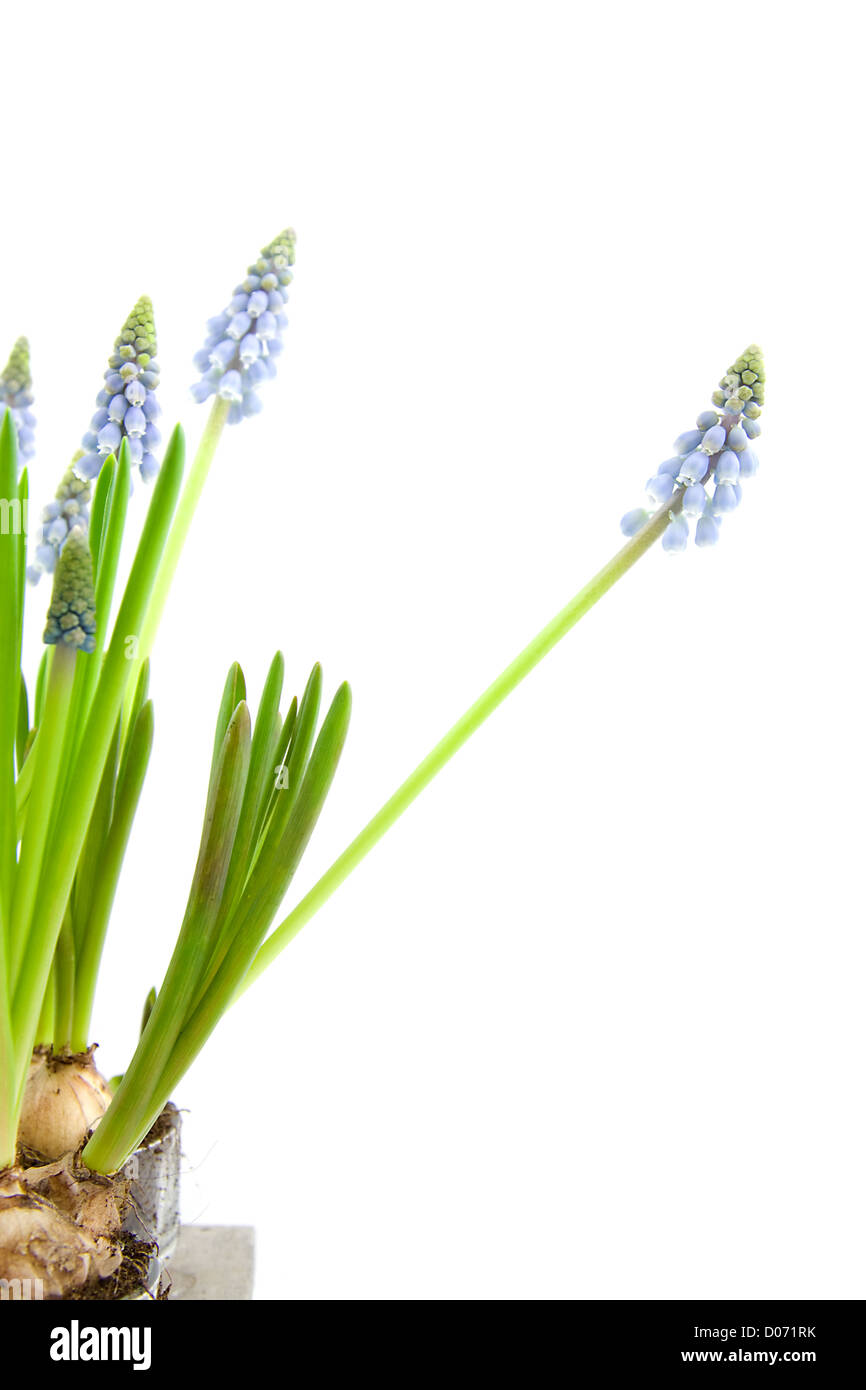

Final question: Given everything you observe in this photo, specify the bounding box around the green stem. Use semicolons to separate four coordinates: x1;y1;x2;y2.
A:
52;911;76;1053
36;968;54;1048
131;397;229;692
70;703;153;1052
14;732;36;839
0;911;15;1168
244;494;681;990
9;645;76;988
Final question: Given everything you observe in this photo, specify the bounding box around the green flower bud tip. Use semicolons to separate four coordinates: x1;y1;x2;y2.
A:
1;336;31;396
719;344;765;414
43;529;97;653
1;335;36;463
258;228;296;271
118;295;157;360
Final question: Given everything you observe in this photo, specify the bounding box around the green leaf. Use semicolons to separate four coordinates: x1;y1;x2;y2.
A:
70;699;155;1050
33;649;48;726
217;652;284;925
15;674;29;776
71;720;120;953
118;658;150;789
140;986;156;1037
0;411;20;930
210;662;246;787
88;454;116;579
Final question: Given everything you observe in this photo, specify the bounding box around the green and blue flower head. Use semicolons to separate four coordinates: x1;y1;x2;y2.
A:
620;345;764;551
191;229;295;421
78;295;161;484
0;336;35;463
28;465;92;582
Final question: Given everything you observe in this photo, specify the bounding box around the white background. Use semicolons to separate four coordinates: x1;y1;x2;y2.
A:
3;0;863;1299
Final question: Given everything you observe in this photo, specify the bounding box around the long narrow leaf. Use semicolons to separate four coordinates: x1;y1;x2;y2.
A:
70;700;155;1050
209;662;246;786
0;412;20;932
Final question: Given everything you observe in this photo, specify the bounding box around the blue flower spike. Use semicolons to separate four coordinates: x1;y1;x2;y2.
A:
42;528;97;653
620;345;764;552
0;336;36;464
191;228;296;422
27;464;92;585
77;296;161;485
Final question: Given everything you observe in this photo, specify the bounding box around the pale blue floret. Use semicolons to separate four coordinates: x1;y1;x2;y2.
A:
674;429;703;455
699;423;726;454
715;450;740;484
191;228;296;423
658;457;682;478
695;514;721;547
683;484;707;516
218;370;244;402
737;449;759;479
726;426;748;451
646;473;675;505
620;507;649;537
712;482;740;514
662;516;689;553
680;450;709;484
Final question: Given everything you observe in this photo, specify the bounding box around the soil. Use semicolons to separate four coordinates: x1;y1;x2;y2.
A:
68;1232;168;1301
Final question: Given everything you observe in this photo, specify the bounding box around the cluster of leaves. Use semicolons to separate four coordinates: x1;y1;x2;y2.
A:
84;658;350;1172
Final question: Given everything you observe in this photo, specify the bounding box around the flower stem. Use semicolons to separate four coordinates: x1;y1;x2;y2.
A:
133;397;230;681
244;491;683;990
9;644;76;988
0;931;15;1168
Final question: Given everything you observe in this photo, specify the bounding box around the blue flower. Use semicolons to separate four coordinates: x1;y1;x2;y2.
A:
191;228;296;423
620;346;764;551
76;296;161;486
42;528;97;653
0;337;36;464
27;464;92;584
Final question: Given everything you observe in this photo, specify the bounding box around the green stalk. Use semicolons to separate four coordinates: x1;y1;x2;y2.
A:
0;903;14;1167
36;969;54;1050
70;702;154;1051
245;494;681;989
0;412;20;940
9;644;77;986
14;743;36;841
52;911;76;1053
130;397;230;697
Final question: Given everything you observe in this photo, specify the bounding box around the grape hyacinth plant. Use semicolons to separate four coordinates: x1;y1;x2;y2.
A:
0;220;765;1297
